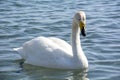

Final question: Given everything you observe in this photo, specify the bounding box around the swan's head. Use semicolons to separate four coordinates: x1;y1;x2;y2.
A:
74;11;86;36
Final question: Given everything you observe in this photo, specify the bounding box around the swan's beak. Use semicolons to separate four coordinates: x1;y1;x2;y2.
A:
79;21;86;36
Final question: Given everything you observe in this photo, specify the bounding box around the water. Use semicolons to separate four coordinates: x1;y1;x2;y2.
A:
0;0;120;80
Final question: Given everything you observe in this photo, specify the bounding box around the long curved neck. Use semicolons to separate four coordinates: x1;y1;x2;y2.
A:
71;20;83;58
71;15;88;68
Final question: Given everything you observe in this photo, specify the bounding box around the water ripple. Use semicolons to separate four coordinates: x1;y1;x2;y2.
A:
0;0;120;80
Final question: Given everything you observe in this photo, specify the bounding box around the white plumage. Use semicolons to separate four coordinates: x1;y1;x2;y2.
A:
14;11;88;69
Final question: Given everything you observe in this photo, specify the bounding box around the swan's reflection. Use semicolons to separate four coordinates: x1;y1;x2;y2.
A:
22;64;89;80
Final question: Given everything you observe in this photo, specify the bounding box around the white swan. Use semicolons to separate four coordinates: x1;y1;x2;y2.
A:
14;11;88;69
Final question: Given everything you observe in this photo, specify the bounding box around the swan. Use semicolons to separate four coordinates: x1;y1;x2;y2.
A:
14;11;88;69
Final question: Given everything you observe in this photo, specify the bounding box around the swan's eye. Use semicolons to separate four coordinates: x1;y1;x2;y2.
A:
78;18;81;21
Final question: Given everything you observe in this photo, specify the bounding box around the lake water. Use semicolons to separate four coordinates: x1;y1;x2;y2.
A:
0;0;120;80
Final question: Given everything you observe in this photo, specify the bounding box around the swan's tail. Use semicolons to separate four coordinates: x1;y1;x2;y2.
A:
13;47;26;59
13;47;20;51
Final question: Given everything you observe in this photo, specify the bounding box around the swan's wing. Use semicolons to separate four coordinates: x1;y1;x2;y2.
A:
48;37;72;54
15;36;73;68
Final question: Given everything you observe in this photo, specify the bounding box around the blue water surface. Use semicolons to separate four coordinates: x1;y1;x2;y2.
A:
0;0;120;80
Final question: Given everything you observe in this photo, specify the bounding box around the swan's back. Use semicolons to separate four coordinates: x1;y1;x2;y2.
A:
48;37;72;54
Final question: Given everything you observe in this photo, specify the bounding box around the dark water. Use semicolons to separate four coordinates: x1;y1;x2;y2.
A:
0;0;120;80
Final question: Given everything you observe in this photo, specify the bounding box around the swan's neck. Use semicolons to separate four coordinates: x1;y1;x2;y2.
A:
72;21;81;56
71;20;85;60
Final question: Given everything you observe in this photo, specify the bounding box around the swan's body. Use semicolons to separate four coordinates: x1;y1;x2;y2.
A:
14;11;88;69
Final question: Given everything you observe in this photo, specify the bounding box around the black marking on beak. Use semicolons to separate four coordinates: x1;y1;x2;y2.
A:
81;27;86;37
